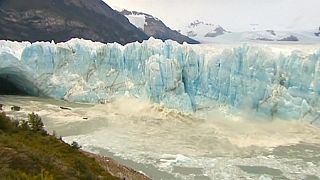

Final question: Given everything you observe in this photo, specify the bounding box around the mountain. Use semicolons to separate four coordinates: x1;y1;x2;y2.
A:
315;26;320;37
208;30;320;43
246;30;299;41
179;20;320;43
0;0;148;45
119;9;199;44
180;20;230;42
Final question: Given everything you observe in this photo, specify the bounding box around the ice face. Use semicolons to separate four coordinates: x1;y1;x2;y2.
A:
0;38;320;121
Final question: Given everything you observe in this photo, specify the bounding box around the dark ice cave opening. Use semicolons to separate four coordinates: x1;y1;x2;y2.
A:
0;74;39;96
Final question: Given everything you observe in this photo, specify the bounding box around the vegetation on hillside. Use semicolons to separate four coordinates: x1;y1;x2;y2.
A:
0;112;119;180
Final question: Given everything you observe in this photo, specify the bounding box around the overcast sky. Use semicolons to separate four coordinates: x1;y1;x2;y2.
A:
104;0;320;32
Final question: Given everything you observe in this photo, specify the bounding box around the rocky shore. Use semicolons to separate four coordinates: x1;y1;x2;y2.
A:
83;151;150;180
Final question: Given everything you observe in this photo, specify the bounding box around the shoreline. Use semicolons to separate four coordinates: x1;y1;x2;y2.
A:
82;150;151;180
0;103;151;180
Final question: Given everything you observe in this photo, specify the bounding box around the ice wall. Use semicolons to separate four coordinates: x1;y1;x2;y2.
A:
0;38;320;121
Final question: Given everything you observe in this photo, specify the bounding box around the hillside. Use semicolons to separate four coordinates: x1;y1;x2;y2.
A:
0;111;149;180
0;0;148;45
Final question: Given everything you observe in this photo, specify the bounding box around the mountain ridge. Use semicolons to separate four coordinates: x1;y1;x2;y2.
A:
180;20;230;41
0;0;148;45
120;9;199;44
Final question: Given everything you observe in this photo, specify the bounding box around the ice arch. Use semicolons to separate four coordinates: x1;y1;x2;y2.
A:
0;53;40;96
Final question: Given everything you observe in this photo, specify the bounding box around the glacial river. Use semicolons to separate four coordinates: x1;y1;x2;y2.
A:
1;95;320;180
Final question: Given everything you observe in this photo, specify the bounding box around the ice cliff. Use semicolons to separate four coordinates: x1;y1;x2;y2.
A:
0;38;320;121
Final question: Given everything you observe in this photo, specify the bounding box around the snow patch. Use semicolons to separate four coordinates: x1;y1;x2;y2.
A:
125;14;147;30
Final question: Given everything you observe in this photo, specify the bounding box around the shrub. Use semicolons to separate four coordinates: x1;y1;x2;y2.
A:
0;112;18;132
20;120;30;131
28;112;45;133
74;158;96;180
0;112;10;130
0;169;54;180
39;169;54;180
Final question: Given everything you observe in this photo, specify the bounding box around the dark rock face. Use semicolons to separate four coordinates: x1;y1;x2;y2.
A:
255;35;299;42
185;20;230;39
60;106;72;111
0;0;148;45
266;30;276;36
205;27;228;38
120;10;199;44
255;38;274;41
315;27;320;37
278;35;299;42
11;106;21;111
186;31;197;37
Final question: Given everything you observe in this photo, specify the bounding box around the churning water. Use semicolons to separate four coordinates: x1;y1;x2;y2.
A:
1;95;320;180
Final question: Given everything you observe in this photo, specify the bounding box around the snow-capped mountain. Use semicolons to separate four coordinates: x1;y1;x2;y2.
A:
179;20;320;43
245;30;299;41
209;30;320;43
180;20;230;42
119;9;199;44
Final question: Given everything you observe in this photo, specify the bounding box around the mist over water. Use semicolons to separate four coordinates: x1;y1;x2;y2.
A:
1;95;320;179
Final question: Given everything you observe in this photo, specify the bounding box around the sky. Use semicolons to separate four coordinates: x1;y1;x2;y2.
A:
104;0;320;32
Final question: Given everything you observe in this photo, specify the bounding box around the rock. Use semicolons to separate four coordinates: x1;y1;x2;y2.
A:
266;30;276;36
187;31;197;37
183;20;230;40
11;106;21;111
83;117;88;120
315;26;320;36
278;35;299;41
205;27;229;38
256;37;274;41
60;106;72;111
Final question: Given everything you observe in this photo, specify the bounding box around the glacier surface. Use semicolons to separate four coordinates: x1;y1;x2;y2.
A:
0;38;320;121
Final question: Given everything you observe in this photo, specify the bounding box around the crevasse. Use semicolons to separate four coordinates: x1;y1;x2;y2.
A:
0;38;320;121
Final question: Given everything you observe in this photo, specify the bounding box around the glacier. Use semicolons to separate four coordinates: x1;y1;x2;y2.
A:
0;38;320;121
